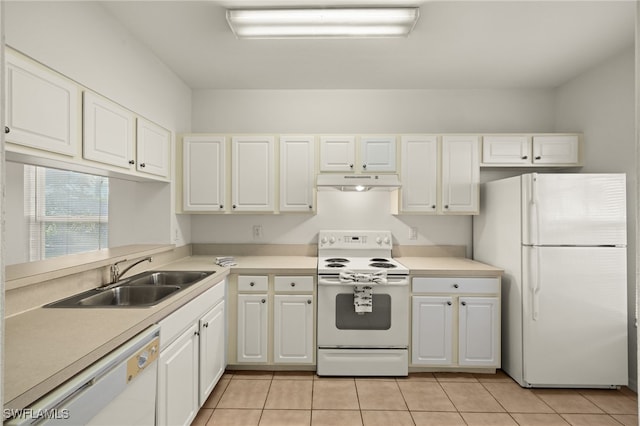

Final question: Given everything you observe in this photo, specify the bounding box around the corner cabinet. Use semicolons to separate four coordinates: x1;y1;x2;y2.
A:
5;49;80;156
231;136;275;212
157;280;226;426
183;136;226;212
411;276;500;369
280;135;315;212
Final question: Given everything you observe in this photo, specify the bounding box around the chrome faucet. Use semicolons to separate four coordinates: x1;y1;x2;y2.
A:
110;256;153;283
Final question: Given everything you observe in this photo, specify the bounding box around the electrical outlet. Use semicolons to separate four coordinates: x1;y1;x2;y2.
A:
253;225;263;240
410;227;418;240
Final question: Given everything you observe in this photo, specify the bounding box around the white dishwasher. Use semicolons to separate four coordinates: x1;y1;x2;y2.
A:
6;325;160;426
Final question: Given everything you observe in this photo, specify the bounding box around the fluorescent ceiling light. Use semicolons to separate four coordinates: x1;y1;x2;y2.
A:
226;8;420;39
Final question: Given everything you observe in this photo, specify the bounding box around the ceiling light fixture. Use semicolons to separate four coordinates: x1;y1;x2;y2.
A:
226;7;420;39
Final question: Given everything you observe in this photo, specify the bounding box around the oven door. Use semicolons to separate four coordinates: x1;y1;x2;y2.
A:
317;275;409;348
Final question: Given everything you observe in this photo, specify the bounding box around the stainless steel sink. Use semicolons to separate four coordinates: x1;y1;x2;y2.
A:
77;285;181;307
45;270;215;308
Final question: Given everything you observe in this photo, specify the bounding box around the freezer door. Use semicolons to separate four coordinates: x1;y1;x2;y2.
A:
522;173;627;246
522;246;628;387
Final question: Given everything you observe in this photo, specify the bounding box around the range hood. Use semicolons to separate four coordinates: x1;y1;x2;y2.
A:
316;174;401;191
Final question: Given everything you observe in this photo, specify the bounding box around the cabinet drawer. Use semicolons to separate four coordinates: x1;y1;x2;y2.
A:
238;275;268;292
275;276;314;293
413;277;499;294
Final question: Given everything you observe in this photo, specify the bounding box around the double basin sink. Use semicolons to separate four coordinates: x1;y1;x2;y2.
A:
45;270;214;308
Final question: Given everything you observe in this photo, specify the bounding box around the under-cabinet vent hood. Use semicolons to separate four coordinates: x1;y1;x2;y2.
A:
316;174;401;191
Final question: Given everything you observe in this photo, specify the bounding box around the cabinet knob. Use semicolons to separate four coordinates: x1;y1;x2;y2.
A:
307;299;312;304
362;163;367;169
261;299;266;303
290;282;296;287
220;204;224;209
232;205;237;209
349;164;354;169
203;323;209;328
140;163;146;168
194;330;200;336
4;126;9;134
447;301;452;306
535;156;541;160
453;283;459;288
444;205;449;209
309;205;313;209
431;205;436;209
522;155;528;160
128;160;135;165
461;301;467;306
250;282;255;286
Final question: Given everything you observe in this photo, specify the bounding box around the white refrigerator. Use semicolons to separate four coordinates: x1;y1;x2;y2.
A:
473;173;628;388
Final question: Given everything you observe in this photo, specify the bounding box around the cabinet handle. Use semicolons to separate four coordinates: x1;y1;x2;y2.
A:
128;160;135;165
261;299;266;303
535;156;541;160
362;163;367;169
307;299;312;304
4;126;9;134
522;155;528;160
453;283;459;288
461;301;467;306
140;163;146;168
250;282;255;286
290;282;296;287
447;301;452;306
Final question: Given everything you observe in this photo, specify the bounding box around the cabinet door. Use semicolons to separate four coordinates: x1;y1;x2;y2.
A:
280;135;315;212
274;295;314;364
482;135;531;165
199;300;226;405
400;135;438;213
441;135;479;214
319;136;355;172
157;323;199;426
360;136;396;172
458;297;500;367
136;117;170;178
237;294;268;363
532;135;580;165
183;136;226;212
5;50;79;156
411;296;453;365
83;91;135;169
232;136;275;212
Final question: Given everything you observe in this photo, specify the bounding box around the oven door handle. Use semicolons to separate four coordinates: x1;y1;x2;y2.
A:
318;276;408;286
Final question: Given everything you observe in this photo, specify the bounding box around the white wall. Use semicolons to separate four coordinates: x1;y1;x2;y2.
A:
554;46;637;390
190;88;556;252
4;1;192;247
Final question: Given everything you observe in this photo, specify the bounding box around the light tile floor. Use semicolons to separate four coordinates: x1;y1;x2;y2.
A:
191;370;638;426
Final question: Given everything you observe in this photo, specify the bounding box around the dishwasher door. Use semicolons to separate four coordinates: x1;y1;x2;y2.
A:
6;325;160;426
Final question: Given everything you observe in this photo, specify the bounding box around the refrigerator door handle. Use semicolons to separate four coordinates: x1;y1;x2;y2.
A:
531;246;541;321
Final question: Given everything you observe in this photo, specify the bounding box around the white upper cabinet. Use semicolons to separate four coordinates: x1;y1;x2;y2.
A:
319;136;356;172
532;135;580;165
231;136;275;212
481;134;581;167
360;136;397;172
5;50;79;156
441;135;480;214
83;91;135;169
136;117;171;178
400;135;438;213
280;135;315;212
183;136;226;212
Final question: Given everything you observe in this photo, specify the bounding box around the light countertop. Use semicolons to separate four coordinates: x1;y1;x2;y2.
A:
5;254;499;411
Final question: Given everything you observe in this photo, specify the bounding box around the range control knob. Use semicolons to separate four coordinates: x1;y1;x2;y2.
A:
383;237;390;245
329;236;336;244
376;237;383;245
321;237;328;244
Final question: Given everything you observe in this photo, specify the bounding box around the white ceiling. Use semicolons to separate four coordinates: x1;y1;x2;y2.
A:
100;1;635;90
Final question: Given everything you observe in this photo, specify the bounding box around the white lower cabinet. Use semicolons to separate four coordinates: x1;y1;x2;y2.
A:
157;281;226;426
234;275;315;365
411;277;500;369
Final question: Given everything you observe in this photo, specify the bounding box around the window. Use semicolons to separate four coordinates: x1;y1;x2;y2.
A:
24;166;109;261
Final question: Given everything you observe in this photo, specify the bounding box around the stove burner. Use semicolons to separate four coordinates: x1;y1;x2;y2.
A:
370;258;390;262
326;263;347;268
369;262;397;268
325;258;349;263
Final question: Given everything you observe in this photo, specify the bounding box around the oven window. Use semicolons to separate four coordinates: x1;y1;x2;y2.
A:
335;294;391;330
